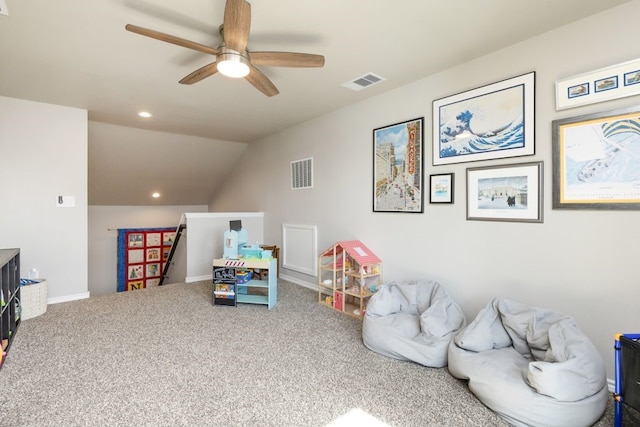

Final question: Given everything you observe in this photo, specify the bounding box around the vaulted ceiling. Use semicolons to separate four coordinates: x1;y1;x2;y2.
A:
0;0;630;205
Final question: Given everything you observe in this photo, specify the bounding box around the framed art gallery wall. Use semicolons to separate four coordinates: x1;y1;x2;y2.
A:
203;0;640;381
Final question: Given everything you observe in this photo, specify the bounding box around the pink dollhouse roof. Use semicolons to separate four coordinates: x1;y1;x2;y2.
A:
336;240;381;265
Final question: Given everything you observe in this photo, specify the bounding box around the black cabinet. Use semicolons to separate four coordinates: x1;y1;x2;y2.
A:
1;248;21;368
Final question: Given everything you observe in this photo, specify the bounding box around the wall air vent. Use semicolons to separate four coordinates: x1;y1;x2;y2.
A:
291;157;313;190
342;72;386;91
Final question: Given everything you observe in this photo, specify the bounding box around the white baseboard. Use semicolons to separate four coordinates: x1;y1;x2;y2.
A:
48;292;90;304
279;273;316;291
186;275;212;283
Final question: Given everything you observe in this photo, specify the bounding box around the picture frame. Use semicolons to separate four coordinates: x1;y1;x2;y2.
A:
432;72;535;166
555;58;640;110
551;105;640;210
429;173;454;204
373;117;424;213
466;161;543;223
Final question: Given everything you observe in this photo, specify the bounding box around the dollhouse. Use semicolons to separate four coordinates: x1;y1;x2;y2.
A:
317;240;382;319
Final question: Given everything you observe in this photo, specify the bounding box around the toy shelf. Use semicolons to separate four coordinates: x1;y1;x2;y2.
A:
318;241;382;320
213;258;277;309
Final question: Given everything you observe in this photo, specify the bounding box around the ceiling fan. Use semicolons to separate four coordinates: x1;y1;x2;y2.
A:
125;0;325;97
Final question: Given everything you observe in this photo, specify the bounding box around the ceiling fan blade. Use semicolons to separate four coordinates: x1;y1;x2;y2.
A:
249;51;325;68
245;65;279;97
223;0;251;53
126;24;219;56
179;62;219;85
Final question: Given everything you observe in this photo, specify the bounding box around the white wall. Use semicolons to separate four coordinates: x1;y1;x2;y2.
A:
88;205;208;295
183;212;264;282
210;1;640;379
0;96;88;302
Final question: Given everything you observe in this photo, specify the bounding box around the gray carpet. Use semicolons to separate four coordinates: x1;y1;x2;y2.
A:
0;280;616;426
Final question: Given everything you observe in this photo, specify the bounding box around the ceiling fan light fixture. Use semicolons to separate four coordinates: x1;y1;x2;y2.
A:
217;48;250;78
126;0;324;96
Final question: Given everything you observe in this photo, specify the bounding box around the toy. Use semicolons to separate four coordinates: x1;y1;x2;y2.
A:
223;220;248;259
236;270;252;284
317;240;382;320
240;242;262;258
334;291;344;311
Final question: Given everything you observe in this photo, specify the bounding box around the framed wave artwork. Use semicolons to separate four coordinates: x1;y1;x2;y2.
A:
432;72;535;166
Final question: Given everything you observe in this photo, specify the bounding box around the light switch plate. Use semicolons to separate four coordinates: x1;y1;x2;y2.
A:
0;1;8;16
56;195;75;208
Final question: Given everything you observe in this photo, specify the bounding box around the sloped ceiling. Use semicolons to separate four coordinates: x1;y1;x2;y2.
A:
0;0;630;205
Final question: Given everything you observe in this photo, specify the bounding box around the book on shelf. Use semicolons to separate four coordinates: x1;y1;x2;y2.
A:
214;283;236;299
213;280;237;307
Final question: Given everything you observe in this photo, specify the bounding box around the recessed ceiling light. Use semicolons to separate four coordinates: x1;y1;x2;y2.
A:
152;192;161;198
138;111;152;118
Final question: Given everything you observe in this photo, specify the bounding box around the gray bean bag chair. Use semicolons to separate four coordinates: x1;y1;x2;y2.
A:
362;279;466;368
448;298;608;427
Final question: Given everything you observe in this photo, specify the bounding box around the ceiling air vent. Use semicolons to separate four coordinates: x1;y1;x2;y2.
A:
291;157;313;190
342;72;386;91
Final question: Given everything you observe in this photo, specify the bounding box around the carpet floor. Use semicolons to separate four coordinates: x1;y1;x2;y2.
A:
0;280;616;426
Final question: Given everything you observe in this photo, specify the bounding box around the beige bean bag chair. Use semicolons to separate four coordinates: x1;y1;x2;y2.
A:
448;298;608;427
362;280;465;368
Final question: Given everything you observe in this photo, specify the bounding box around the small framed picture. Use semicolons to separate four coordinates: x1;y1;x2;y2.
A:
466;161;543;223
429;173;454;204
594;75;618;93
567;83;589;99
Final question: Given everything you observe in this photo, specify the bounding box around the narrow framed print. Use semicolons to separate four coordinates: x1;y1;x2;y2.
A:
433;72;535;165
552;105;640;209
430;173;454;204
466;161;543;223
373;117;424;213
556;58;640;110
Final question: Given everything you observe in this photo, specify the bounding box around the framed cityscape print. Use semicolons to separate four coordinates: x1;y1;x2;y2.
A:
373;117;424;213
466;161;543;223
433;72;535;165
552;105;640;210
